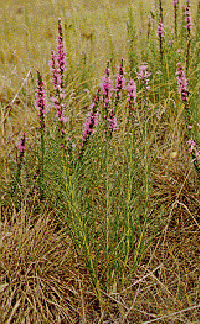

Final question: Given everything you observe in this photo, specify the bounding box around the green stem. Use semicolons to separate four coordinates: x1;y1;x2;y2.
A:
106;139;110;294
134;87;149;267
128;1;136;78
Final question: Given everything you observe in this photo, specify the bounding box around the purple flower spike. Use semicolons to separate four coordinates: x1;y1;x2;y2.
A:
100;60;121;138
138;64;151;104
176;63;188;102
108;110;118;135
82;92;100;142
185;3;192;31
111;58;126;133
50;18;67;94
57;18;67;76
187;139;200;161
187;139;196;154
79;89;100;157
127;78;136;117
50;50;57;89
99;60;114;140
115;58;126;93
18;133;26;156
127;79;136;104
50;18;67;143
148;9;155;38
158;20;165;37
138;64;148;79
100;62;113;99
138;64;151;91
36;70;46;133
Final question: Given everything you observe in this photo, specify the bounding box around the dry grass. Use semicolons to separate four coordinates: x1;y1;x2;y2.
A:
0;204;101;323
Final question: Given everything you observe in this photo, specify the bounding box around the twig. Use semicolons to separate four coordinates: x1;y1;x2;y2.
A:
121;263;163;294
142;304;200;323
176;201;200;229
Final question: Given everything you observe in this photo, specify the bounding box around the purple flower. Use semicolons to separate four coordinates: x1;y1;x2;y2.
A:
36;70;46;133
49;18;67;142
185;4;192;31
127;79;136;104
49;50;57;88
82;103;99;142
108;112;118;133
127;78;136;117
18;133;26;154
176;63;188;102
57;18;67;75
187;139;196;153
111;59;126;130
177;49;183;56
80;89;100;156
100;61;113;99
138;64;148;79
138;64;151;103
100;60;113;124
186;139;200;160
101;75;113;97
158;20;164;37
49;18;67;94
138;64;151;91
148;10;155;30
115;59;126;93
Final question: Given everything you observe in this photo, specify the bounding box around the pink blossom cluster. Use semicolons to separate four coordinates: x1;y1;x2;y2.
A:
176;63;188;102
158;20;164;38
187;139;200;160
127;79;136;116
172;0;178;5
36;70;46;133
185;3;192;31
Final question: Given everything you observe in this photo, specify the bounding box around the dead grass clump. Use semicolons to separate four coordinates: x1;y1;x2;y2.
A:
0;209;82;323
